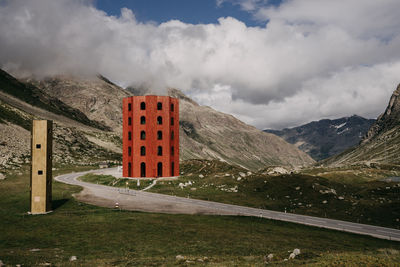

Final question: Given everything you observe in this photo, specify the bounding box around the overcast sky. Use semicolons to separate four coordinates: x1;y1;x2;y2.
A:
0;0;399;129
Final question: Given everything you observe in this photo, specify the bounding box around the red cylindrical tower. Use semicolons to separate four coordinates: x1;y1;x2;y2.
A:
123;95;179;178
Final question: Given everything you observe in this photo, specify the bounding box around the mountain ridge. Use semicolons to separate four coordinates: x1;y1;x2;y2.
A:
264;115;375;161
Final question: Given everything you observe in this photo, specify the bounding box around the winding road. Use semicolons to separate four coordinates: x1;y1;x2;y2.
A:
55;168;400;242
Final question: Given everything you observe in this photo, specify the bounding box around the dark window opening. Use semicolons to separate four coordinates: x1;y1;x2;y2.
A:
128;117;132;125
140;131;146;140
157;146;163;156
38;170;43;175
36;144;41;149
128;131;132;140
140;102;146;110
157;102;162;110
171;117;174;125
171;146;174;156
128;146;132;156
157;131;162;140
141;162;146;177
171;162;175;176
171;103;174;111
128;163;132;177
140;116;146;125
128;103;132;111
157;162;162;177
140;146;146;156
171;131;174;140
157;116;163;125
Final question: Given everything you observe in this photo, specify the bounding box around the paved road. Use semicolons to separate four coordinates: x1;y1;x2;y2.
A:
55;168;400;242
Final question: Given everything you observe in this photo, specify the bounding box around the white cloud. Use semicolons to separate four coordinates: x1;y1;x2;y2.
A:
0;0;399;130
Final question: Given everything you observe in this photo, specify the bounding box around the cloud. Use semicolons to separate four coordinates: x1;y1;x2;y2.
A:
0;0;399;129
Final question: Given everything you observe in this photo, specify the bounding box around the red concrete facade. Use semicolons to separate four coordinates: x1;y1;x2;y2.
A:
122;96;179;178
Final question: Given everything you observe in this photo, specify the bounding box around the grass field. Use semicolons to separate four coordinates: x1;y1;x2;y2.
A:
1;164;400;266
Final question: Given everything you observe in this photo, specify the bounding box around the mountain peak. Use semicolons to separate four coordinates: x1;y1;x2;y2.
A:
362;83;400;143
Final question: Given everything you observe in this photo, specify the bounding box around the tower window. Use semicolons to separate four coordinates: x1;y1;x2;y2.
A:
140;146;146;156
157;162;162;177
128;103;132;111
140;102;146;110
157;131;162;140
157;116;163;125
157;102;162;110
171;146;174;156
140;131;146;140
128;131;132;140
38;170;43;175
128;146;132;156
128;117;132;125
171;117;174;125
157;146;163;156
141;162;146;177
140;116;146;125
171;131;174;140
171;103;174;111
36;144;41;149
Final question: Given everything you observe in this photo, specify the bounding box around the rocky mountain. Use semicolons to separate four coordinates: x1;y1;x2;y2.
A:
1;69;314;172
264;116;375;161
0;71;123;170
25;75;130;133
169;89;314;170
324;84;400;166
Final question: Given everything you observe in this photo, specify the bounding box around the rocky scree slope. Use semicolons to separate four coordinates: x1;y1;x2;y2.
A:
25;75;131;133
265;116;374;161
169;89;314;170
324;84;400;166
0;70;122;171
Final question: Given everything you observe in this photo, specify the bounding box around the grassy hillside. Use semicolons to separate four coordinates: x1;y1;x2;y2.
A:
0;166;399;266
0;100;31;130
80;160;400;229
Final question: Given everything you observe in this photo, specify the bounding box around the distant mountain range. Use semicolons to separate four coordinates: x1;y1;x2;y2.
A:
325;83;400;166
0;69;314;171
264;116;375;161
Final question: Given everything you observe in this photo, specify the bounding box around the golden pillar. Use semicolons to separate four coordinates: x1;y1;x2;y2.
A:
30;120;53;214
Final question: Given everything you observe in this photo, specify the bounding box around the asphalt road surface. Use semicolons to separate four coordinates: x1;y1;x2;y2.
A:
55;168;400;242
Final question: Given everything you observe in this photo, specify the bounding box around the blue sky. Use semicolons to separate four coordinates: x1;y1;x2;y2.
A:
95;0;277;27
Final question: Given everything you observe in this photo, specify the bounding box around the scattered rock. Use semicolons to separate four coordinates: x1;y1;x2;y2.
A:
338;196;345;200
0;173;5;180
247;171;252;175
237;177;242;181
30;248;41;252
283;259;288;261
197;258;204;262
267;253;273;260
319;188;337;195
267;166;289;175
199;174;204;178
289;253;296;259
322;200;328;204
295;186;301;190
176;255;185;261
293;248;301;255
190;188;197;191
69;256;77;261
185;260;195;264
225;173;230;176
239;172;246;177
